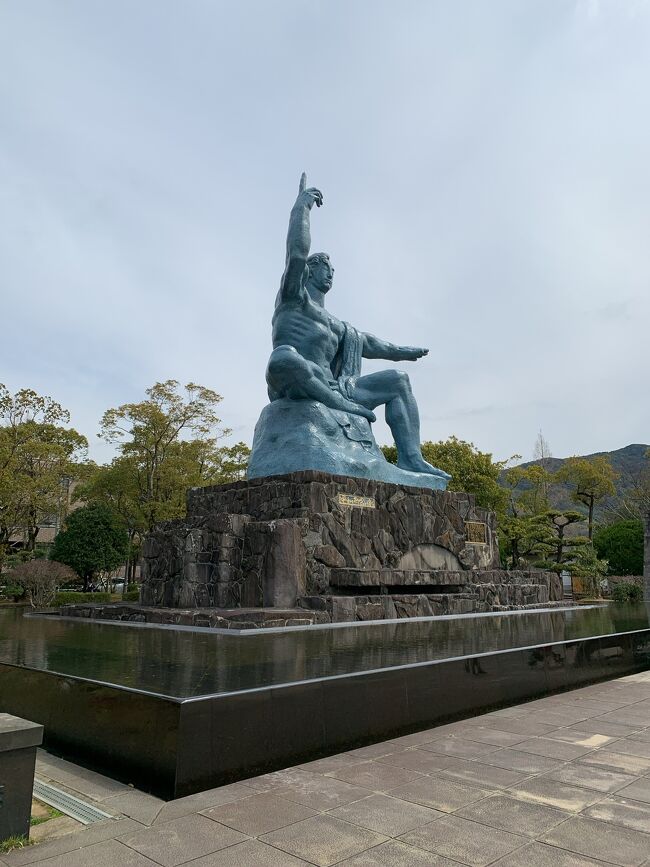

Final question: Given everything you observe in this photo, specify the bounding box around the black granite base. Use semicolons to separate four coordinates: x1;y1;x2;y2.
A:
1;624;648;799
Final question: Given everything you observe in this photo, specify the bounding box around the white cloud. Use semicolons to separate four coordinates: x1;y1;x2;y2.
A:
1;0;648;464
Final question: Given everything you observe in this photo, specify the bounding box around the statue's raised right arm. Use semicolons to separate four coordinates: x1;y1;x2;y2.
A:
278;173;323;306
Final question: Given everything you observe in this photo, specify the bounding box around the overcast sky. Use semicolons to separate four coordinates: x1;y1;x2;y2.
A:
1;0;648;465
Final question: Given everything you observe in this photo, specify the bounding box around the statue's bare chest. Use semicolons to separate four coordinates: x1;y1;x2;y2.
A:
274;296;344;343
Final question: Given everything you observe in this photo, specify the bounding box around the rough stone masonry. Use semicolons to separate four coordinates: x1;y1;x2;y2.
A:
136;471;562;625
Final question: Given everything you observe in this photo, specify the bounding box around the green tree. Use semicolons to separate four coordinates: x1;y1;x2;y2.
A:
566;544;609;598
556;455;618;540
534;510;589;568
51;504;129;591
503;463;553;517
0;385;87;561
97;380;238;531
78;382;249;585
498;513;550;569
593;520;644;576
381;436;511;511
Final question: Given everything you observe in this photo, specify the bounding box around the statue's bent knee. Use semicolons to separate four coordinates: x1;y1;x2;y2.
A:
391;369;411;392
266;345;308;398
267;345;300;377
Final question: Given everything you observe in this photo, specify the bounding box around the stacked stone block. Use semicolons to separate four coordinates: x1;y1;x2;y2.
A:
137;471;562;624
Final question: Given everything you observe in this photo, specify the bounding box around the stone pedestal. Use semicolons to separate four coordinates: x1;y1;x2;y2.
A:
0;714;43;841
140;472;561;620
643;512;650;602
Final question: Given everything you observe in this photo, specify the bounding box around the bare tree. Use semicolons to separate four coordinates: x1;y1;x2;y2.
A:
8;560;76;608
533;429;553;502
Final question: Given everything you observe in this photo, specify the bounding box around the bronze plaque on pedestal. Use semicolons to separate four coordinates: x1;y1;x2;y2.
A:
465;521;487;544
337;493;376;509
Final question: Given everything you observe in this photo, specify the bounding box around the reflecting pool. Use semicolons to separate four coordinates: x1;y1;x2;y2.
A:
1;603;649;699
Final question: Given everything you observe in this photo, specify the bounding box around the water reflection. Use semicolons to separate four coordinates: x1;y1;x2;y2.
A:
1;604;649;699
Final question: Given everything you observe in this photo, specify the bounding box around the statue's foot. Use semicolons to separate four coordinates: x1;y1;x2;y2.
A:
398;456;451;480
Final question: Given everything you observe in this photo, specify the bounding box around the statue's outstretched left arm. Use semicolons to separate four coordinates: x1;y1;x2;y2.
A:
362;332;429;361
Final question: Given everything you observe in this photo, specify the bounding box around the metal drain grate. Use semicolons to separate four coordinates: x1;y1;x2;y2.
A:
33;778;115;825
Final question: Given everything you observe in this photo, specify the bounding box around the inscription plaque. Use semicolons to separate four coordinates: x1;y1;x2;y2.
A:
465;521;487;544
337;493;376;509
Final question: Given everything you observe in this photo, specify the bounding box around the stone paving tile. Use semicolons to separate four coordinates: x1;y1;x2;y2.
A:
260;814;388;867
375;749;455;775
544;763;637;793
11;840;159;867
245;767;324;792
385;731;443;749
449;726;529;748
275;775;371;811
542;730;616;749
328;793;443;836
336;839;460;865
472;748;564;775
506;777;604;812
327;761;423;791
566;698;634;713
490;840;611;866
513;737;596;761
540;815;650;866
387;775;492;812
101;789;164;824
577;749;650;775
398;813;526;866
462;717;559;737
345;743;404;760
456;793;571;838
436;757;531;790
202;792;316;836
1;818;145;866
118;813;248;866
528;710;594;727
595;711;650;727
419;737;501;759
615;778;650;805
152;782;255;824
567;721;644;738
471;707;529;721
297;754;354;774
604;739;650;760
418;722;484;740
186;838;312;865
626;731;650;744
29;815;82;843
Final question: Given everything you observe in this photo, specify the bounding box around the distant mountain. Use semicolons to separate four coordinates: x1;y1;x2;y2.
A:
507;443;649;521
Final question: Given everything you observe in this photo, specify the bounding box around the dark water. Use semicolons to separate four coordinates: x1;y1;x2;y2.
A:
1;604;648;700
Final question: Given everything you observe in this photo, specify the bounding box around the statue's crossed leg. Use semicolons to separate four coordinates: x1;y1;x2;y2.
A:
267;345;448;479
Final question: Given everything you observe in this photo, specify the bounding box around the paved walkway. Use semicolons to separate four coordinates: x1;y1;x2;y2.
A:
3;672;650;867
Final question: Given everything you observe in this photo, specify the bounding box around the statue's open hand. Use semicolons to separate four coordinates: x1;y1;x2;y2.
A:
297;172;323;209
399;346;429;361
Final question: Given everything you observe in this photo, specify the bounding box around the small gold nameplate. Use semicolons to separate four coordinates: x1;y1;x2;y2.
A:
465;521;487;544
337;493;376;509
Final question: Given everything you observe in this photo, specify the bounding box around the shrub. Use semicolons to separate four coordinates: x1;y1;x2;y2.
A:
593;520;644;576
7;560;77;608
611;582;643;604
122;589;140;601
1;584;25;602
52;591;111;607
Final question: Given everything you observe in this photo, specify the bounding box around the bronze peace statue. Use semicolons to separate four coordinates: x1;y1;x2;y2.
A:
247;173;450;491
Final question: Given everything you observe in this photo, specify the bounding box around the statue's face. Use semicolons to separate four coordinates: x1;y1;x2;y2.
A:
310;257;334;293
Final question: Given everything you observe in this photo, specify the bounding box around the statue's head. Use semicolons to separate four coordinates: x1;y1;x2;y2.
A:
307;253;334;293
